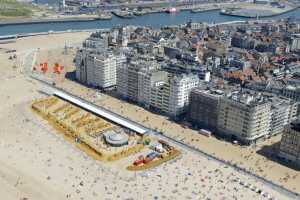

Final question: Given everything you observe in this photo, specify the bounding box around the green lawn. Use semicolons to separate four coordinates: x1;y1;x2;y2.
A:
0;0;34;17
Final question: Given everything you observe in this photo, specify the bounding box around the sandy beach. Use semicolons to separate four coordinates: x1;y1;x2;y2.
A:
0;32;299;199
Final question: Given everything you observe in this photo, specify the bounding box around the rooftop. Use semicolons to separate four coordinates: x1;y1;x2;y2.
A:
192;87;225;98
103;130;129;146
227;91;268;106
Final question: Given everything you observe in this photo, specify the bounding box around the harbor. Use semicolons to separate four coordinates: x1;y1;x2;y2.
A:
0;7;300;36
220;4;299;18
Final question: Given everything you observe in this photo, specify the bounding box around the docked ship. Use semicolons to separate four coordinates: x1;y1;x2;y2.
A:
112;10;135;19
166;7;180;14
98;12;112;20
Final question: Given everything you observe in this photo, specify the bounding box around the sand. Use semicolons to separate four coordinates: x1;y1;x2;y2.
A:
0;32;299;200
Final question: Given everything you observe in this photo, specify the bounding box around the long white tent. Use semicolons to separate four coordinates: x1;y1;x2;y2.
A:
54;90;148;135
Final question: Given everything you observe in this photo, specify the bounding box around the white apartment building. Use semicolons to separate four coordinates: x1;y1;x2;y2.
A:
150;80;170;114
291;35;300;51
168;74;200;117
116;54;128;98
83;33;108;50
137;63;162;107
116;59;199;117
76;50;123;89
150;74;200;117
117;59;162;104
217;92;272;144
92;53;116;88
269;96;299;136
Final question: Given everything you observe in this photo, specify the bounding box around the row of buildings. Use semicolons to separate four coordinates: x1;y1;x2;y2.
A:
189;88;298;144
75;28;203;117
75;20;300;152
117;60;200;117
76;48;201;117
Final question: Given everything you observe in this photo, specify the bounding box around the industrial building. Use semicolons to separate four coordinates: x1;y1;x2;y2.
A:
278;120;300;168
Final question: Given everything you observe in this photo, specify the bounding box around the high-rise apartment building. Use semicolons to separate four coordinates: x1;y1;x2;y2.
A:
117;59;162;103
291;35;300;51
168;74;200;117
278;121;300;168
138;70;168;108
75;33;124;89
282;85;300;102
76;50;118;89
115;59;199;116
269;96;298;136
188;89;298;144
150;74;200;117
217;92;272;144
116;54;128;98
150;79;170;114
188;88;224;130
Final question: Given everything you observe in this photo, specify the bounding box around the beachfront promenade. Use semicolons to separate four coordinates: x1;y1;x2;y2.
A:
30;74;300;199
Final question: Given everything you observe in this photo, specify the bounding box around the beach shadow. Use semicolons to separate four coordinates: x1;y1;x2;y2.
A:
65;70;104;91
256;142;300;171
65;71;76;81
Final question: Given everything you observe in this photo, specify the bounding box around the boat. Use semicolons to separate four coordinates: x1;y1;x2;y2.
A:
191;7;220;13
191;8;204;13
133;10;147;16
98;12;112;20
166;7;180;14
112;11;135;19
